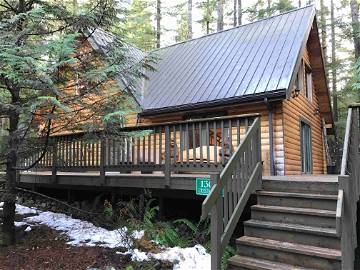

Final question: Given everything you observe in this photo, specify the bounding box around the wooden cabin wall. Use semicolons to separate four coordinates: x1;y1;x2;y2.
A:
140;102;285;176
282;49;326;175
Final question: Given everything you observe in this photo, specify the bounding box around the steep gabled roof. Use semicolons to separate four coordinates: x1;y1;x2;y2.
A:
140;5;316;114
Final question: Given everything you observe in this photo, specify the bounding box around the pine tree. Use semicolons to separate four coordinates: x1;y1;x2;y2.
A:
197;0;217;34
188;0;193;39
124;0;156;51
233;0;237;27
175;4;189;42
330;0;338;122
0;0;154;246
319;0;329;76
217;0;224;31
238;0;242;25
156;0;161;48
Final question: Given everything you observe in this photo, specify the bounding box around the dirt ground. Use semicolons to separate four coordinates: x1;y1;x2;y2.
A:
0;225;172;270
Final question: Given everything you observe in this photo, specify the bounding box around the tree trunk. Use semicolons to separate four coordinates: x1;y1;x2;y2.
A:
238;0;242;25
156;0;161;48
206;0;210;34
267;0;271;16
233;0;237;27
320;0;328;76
351;0;360;57
298;0;301;7
217;0;223;31
330;0;338;122
350;0;360;102
2;89;20;246
188;0;192;39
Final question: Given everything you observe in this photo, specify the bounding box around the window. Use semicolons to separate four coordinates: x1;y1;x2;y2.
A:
301;121;312;174
305;65;313;102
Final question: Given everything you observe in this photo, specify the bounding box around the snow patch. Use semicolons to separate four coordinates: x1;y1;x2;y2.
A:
2;203;211;269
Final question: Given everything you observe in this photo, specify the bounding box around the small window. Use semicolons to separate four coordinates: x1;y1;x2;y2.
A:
305;65;313;102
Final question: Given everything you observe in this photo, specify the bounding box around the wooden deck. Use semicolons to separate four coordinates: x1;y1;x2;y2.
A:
19;170;210;191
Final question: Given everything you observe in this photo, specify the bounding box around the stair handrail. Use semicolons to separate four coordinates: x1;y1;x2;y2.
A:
201;117;262;270
337;103;360;269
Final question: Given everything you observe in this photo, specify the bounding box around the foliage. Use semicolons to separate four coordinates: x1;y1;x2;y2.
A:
197;0;217;34
246;0;294;22
123;0;156;51
0;0;156;246
221;245;236;270
175;3;190;42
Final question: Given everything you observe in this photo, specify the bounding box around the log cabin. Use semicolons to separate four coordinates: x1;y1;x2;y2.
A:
19;6;360;269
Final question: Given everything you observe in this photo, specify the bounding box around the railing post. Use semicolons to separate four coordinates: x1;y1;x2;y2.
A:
100;137;106;185
210;173;222;270
164;125;171;188
51;143;57;184
339;175;355;269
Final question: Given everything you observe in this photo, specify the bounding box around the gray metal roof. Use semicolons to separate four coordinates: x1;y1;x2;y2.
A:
140;5;316;113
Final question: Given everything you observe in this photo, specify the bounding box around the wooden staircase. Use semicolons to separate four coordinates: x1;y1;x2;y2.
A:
228;177;342;270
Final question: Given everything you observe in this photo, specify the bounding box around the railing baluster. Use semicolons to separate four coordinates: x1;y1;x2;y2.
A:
180;124;184;164
221;120;225;165
186;123;189;165
165;125;171;187
153;128;156;164
200;122;203;164
192;123;196;165
206;122;210;164
213;121;217;165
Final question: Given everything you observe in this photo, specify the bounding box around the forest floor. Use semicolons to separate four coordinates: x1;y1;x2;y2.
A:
0;225;137;270
0;203;210;270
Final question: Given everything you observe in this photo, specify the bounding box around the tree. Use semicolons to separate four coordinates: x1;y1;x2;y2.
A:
247;0;293;22
238;0;242;25
217;0;224;31
175;4;189;42
197;0;217;34
319;0;329;75
0;0;154;246
233;0;237;27
267;0;271;16
124;0;156;51
350;0;360;102
330;0;338;122
156;0;161;48
188;0;193;39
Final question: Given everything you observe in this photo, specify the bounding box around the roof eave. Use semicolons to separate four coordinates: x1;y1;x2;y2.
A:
139;90;287;117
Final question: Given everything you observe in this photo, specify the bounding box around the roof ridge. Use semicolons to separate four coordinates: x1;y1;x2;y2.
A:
150;4;315;53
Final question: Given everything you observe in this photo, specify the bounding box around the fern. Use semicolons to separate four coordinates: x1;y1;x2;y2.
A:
174;218;198;234
221;245;236;270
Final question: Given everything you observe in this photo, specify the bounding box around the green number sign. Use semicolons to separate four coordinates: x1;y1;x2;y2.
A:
196;177;224;196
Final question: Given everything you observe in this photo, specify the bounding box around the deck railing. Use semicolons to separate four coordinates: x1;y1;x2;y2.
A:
337;104;360;269
19;114;258;185
201;117;262;270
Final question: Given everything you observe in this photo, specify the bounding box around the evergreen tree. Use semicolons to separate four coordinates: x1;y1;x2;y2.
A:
188;0;193;39
156;0;161;48
238;0;242;25
0;0;154;245
197;0;217;34
175;3;189;42
124;0;156;51
330;0;338;122
217;0;224;31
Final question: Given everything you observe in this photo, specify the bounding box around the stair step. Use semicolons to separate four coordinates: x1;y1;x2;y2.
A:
237;236;341;260
257;191;337;210
244;220;340;249
262;178;338;195
251;205;336;228
236;236;341;269
227;255;314;270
